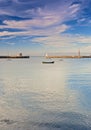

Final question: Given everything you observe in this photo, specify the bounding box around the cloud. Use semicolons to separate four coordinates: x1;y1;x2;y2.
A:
0;0;81;20
32;35;70;47
0;1;80;36
31;34;91;49
81;46;91;53
0;23;70;38
0;0;91;54
25;1;80;22
0;35;15;40
0;1;80;30
7;42;15;45
2;17;59;29
76;36;91;44
0;0;88;23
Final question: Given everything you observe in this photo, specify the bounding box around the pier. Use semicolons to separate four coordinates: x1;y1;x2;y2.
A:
46;50;91;59
46;55;91;59
0;53;30;59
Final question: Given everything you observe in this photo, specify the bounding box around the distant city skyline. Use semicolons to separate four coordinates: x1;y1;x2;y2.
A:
0;0;91;56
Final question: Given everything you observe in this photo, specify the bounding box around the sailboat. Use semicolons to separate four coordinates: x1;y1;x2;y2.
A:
45;53;48;58
42;53;54;64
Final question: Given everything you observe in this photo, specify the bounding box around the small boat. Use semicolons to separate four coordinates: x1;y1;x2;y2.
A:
59;59;63;61
42;61;54;64
42;53;54;64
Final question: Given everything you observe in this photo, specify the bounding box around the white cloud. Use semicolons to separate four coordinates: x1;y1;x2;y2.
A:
32;35;70;47
1;29;91;53
0;2;80;38
81;46;91;53
0;1;80;30
0;9;12;15
0;35;15;40
31;34;91;49
0;0;88;53
1;29;91;48
0;24;70;37
7;42;15;45
26;3;80;23
1;17;60;29
75;36;91;44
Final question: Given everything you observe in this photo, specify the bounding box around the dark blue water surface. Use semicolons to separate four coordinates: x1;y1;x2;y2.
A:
0;57;91;130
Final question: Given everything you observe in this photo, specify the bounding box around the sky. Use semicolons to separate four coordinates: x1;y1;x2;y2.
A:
0;0;91;56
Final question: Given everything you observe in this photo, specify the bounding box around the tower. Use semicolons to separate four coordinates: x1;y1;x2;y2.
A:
78;49;80;58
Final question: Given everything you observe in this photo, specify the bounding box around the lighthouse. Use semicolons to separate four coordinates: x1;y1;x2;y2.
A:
78;49;80;58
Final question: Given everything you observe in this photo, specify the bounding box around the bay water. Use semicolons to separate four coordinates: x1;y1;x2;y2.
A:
0;57;91;130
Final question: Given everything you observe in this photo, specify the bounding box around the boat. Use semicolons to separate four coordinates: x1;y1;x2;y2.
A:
59;59;63;61
42;53;54;64
42;61;54;64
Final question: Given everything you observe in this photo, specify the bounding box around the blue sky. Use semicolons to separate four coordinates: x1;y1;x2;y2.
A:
0;0;91;55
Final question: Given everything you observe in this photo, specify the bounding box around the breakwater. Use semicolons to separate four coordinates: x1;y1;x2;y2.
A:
47;55;91;58
0;56;30;58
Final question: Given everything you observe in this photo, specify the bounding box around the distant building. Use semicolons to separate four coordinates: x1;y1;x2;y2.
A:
19;53;22;56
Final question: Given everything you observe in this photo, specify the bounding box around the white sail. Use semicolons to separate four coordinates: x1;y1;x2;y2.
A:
45;53;48;58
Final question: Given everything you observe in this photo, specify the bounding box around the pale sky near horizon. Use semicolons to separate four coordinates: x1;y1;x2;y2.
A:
0;0;91;56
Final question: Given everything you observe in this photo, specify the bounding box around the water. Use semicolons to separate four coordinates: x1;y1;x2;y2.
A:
0;57;91;130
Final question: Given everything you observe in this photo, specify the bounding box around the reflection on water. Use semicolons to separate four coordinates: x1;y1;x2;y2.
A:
0;57;91;129
0;112;91;130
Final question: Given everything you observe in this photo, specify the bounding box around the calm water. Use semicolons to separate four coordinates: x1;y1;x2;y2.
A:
0;57;91;130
